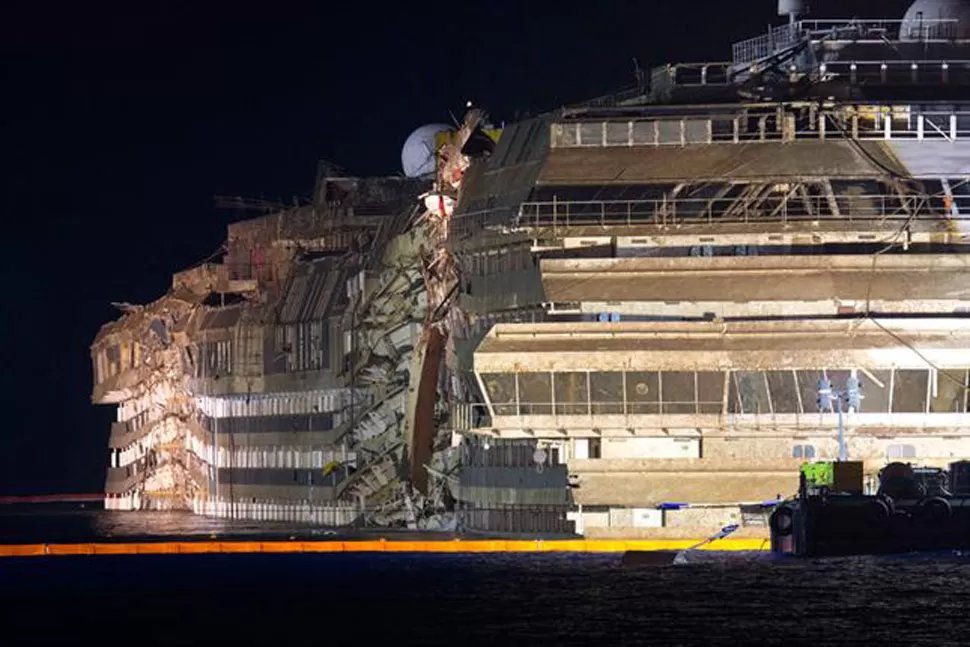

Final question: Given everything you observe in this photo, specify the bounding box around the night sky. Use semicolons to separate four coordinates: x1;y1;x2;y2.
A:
1;0;912;496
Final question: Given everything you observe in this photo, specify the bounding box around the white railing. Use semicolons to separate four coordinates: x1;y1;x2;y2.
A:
515;194;945;230
732;19;962;65
733;22;804;65
551;106;970;148
799;18;961;42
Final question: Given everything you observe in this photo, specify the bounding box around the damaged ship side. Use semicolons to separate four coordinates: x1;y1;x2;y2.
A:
90;115;505;529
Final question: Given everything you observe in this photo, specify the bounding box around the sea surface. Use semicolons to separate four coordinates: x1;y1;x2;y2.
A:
4;508;970;645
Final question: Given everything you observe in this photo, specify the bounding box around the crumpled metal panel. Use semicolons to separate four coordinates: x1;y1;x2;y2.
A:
538;140;906;185
198;306;243;331
280;259;345;323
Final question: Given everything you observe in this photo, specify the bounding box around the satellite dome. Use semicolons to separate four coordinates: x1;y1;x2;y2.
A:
901;0;970;41
401;124;452;178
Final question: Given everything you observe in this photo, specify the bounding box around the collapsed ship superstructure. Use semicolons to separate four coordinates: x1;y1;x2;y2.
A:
92;0;970;539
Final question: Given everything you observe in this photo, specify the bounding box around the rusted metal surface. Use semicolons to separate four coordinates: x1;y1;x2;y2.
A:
538;141;907;184
540;254;970;303
408;328;444;495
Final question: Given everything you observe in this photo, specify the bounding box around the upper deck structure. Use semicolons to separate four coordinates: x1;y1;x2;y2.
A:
448;0;970;538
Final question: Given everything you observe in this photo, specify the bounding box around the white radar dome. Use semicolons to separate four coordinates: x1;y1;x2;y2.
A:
401;123;452;178
778;0;806;18
901;0;970;40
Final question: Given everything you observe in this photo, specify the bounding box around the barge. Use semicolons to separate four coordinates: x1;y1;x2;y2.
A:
771;460;970;557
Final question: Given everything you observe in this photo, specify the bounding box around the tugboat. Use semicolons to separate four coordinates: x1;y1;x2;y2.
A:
770;460;970;557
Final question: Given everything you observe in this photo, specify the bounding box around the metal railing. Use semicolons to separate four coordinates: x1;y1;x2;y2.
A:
551;106;970;149
732;19;962;65
513;194;945;230
483;400;725;418
799;18;961;42
733;22;805;65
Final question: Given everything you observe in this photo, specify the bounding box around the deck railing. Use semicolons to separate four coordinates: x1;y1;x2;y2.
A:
513;194;945;231
732;19;962;65
552;105;970;149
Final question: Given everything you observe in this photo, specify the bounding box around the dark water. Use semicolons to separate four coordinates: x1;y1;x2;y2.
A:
0;506;457;543
4;509;970;645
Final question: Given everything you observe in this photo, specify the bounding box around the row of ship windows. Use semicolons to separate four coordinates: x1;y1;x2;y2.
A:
460;247;535;277
191;322;333;379
479;369;970;416
273;321;330;373
95;320;335;384
93;342;141;384
464;442;916;463
191;340;233;377
792;444;913;459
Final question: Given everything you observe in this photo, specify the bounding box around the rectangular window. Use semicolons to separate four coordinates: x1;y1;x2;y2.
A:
625;372;660;415
554;372;589;415
797;370;826;413
479;373;516;416
730;372;771;415
661;372;696;414
887;444;917;459
696;372;725;414
518;373;553;415
766;371;800;414
296;323;306;371
930;369;967;413
892;370;928;413
590;372;624;415
859;369;891;413
283;325;295;372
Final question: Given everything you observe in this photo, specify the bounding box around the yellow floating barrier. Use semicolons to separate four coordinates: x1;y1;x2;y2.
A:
0;537;768;558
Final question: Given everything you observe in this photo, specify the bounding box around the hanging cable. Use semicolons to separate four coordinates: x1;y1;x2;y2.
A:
865;315;970;393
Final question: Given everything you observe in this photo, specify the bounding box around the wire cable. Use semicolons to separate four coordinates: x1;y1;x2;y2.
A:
865;315;970;393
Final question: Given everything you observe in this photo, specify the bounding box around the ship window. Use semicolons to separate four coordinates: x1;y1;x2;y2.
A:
887;444;917;460
605;122;629;146
685;119;711;144
632;121;656;146
579;122;602;147
892;370;929;413
729;372;771;415
827;370;851;400
559;123;579;147
796;370;826;413
766;371;800;414
696;372;725;414
480;373;516;416
554;372;588;415
626;371;660;415
657;120;681;144
106;344;121;377
859;369;891;413
661;372;696;414
793;444;816;459
929;369;968;413
518;373;553;415
590;372;624;415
